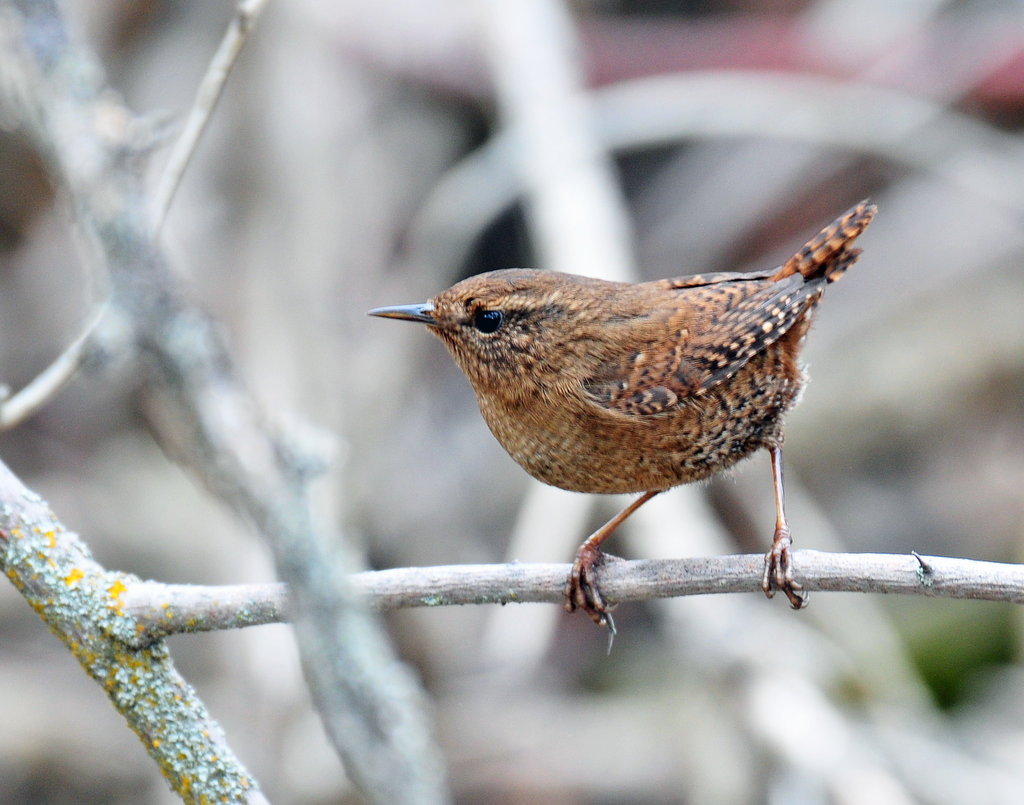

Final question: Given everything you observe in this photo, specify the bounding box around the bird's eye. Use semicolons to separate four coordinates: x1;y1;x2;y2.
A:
473;309;504;334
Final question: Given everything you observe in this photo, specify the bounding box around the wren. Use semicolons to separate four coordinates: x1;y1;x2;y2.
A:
370;200;876;629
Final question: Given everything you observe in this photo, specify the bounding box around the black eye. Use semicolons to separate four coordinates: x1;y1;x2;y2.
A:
473;309;503;334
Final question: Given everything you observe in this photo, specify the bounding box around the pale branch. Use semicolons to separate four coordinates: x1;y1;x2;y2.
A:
409;71;1024;277
348;551;1024;607
480;0;635;282
1;2;449;803
590;72;1024;213
0;304;108;430
152;0;269;233
122;551;1024;645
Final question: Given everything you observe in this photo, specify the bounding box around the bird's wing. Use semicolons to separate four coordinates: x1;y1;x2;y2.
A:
582;273;820;416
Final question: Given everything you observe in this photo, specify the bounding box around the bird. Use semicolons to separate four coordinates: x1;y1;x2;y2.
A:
370;200;876;630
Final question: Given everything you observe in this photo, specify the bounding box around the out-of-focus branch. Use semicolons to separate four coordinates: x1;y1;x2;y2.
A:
124;550;1024;644
408;70;1024;277
0;3;448;803
591;72;1024;212
152;0;269;233
476;0;638;672
0;304;107;430
0;458;267;804
479;0;635;281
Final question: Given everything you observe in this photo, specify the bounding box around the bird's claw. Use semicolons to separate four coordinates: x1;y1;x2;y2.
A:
761;526;807;609
565;542;617;634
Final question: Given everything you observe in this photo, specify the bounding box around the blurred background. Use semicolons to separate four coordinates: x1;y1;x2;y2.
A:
2;0;1024;802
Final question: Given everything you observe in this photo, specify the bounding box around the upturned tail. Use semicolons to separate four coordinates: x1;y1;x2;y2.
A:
773;200;877;284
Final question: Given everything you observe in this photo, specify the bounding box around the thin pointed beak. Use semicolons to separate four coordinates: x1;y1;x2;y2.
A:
367;303;436;325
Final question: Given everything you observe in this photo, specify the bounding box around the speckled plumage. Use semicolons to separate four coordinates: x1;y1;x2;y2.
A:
434;271;808;496
370;200;876;625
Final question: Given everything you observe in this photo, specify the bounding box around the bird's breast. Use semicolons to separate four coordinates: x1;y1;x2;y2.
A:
470;351;804;495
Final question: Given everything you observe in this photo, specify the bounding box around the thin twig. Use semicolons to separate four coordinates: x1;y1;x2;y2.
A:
151;0;269;233
0;304;107;430
121;550;1024;645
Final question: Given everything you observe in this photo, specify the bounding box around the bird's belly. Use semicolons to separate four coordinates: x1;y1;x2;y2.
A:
479;360;804;495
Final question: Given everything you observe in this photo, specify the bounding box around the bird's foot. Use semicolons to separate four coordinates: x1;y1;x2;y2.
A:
565;542;617;634
761;525;807;609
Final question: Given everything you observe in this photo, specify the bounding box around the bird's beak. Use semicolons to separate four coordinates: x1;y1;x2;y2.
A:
367;303;436;325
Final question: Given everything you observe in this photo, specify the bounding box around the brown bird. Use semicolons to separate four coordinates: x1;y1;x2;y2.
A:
370;200;876;629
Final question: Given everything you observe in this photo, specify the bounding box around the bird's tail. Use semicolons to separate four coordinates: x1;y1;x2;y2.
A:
773;200;877;284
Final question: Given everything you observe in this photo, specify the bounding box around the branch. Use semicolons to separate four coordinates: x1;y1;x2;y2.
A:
351;551;1024;606
0;303;108;430
0;3;448;803
0;458;266;804
408;71;1024;276
479;0;635;281
151;0;269;233
125;580;290;646
121;550;1024;645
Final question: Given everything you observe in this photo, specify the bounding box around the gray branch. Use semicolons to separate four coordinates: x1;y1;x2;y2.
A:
121;551;1024;645
151;0;269;233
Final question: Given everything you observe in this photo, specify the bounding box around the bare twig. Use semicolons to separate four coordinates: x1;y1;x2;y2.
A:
643;0;1016;275
592;72;1024;213
121;550;1024;644
0;304;107;430
151;0;269;233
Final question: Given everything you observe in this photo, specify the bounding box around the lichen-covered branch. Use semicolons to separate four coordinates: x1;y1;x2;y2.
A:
124;580;290;647
0;459;266;804
0;2;449;803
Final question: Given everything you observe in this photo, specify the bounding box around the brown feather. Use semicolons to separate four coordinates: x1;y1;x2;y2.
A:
382;200;876;495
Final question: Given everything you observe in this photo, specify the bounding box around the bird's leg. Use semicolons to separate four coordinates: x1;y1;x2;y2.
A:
565;490;661;630
761;445;807;608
